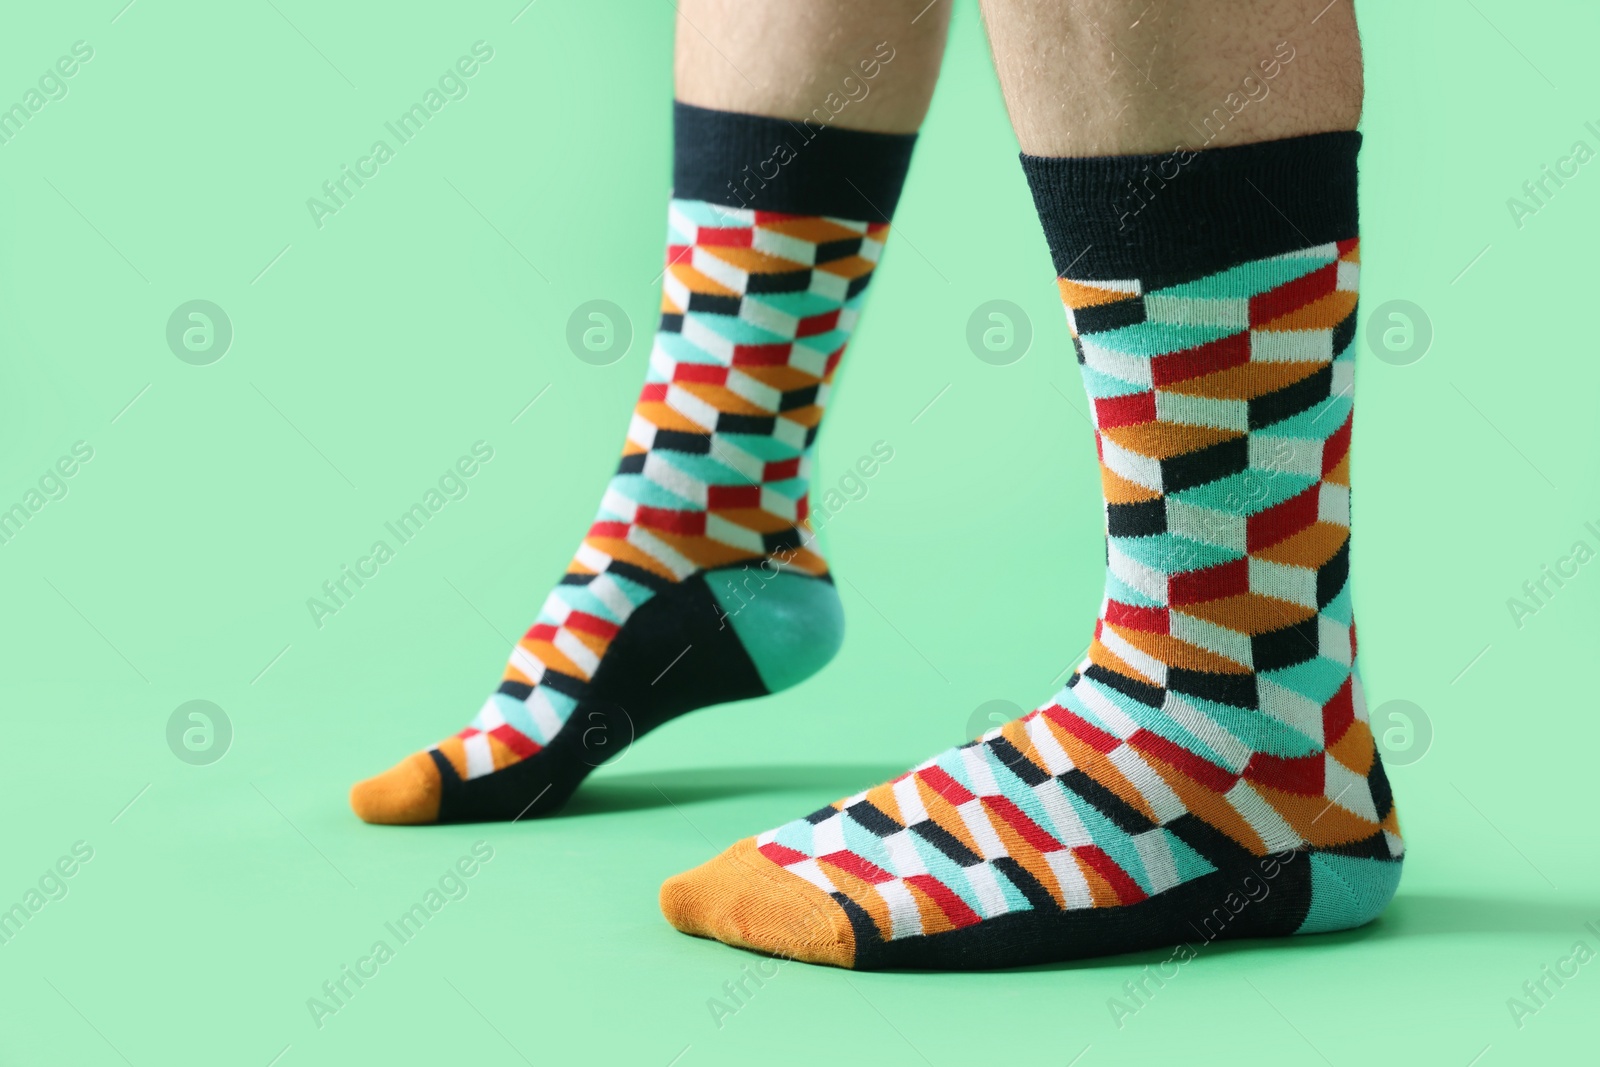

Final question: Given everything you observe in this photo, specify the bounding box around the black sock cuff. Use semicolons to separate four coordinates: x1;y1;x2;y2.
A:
1020;131;1360;283
673;101;917;219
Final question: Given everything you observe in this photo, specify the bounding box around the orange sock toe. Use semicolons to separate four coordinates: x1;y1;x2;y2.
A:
660;837;856;968
349;752;442;825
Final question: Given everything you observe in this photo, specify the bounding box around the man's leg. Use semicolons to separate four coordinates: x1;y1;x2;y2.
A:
983;0;1361;155
351;2;949;824
676;0;951;134
661;1;1403;969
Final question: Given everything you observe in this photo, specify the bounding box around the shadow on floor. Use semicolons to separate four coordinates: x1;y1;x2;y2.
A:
1362;892;1596;939
959;892;1599;976
561;762;907;817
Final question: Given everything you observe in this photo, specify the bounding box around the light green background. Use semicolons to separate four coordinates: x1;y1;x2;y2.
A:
2;1;1597;1064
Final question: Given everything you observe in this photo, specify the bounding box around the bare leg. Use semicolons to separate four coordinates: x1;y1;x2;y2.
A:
676;0;952;133
978;0;1362;155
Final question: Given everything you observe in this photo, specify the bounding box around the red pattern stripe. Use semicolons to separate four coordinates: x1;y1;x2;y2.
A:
1075;845;1148;905
1042;705;1120;754
1130;728;1238;793
904;873;983;928
819;850;894;885
982;795;1068;854
1250;263;1336;326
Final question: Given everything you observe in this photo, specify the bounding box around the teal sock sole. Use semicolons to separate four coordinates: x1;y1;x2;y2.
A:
710;569;845;694
1295;851;1404;935
430;569;844;822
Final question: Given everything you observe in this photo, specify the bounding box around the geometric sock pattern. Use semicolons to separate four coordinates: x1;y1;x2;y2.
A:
351;99;918;826
757;235;1400;921
436;201;889;782
668;233;1405;967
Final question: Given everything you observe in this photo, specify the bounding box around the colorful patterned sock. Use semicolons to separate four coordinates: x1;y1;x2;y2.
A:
351;103;916;824
661;132;1404;968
